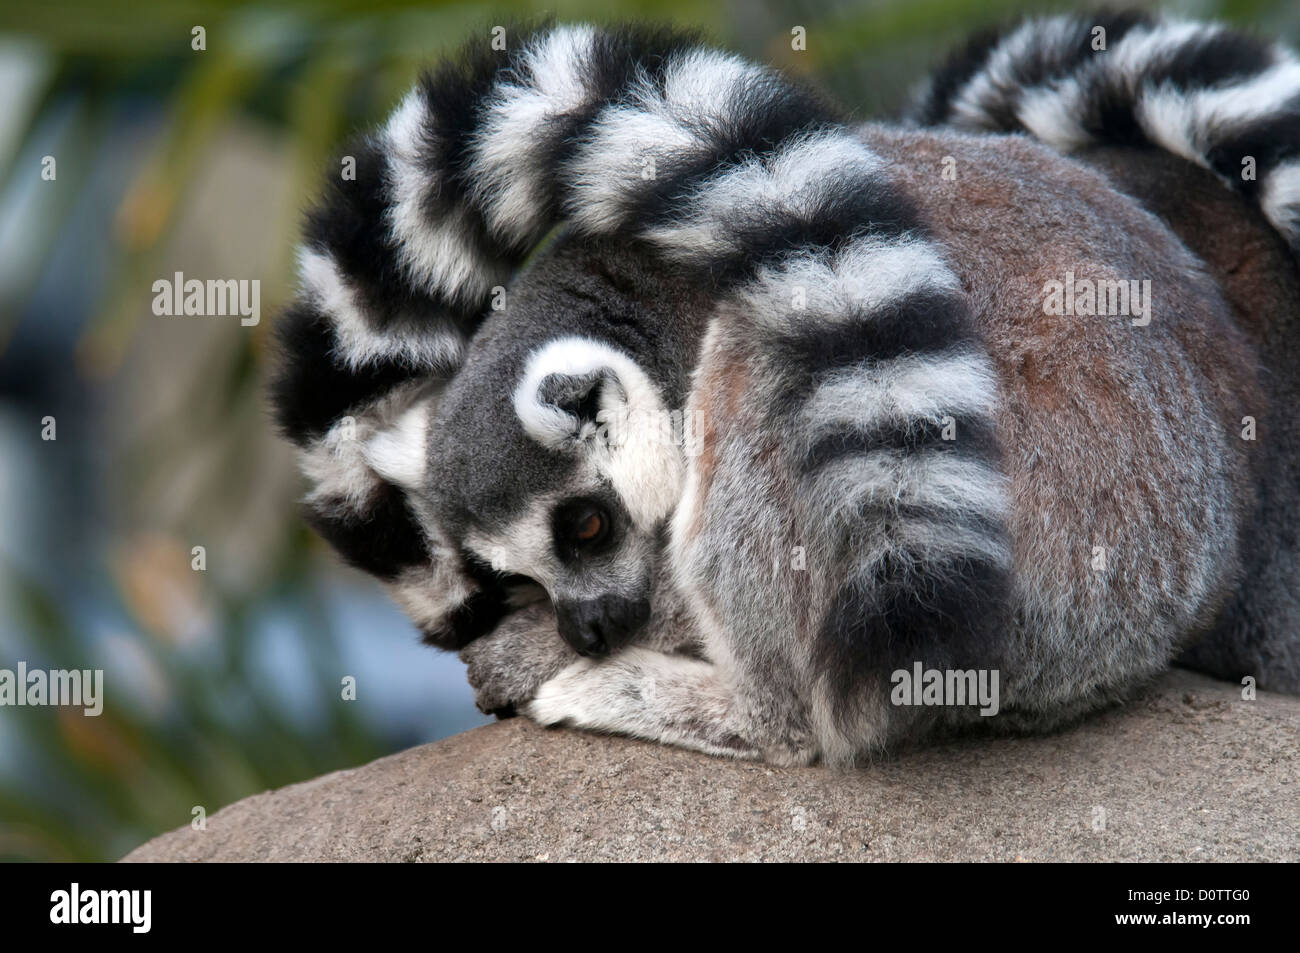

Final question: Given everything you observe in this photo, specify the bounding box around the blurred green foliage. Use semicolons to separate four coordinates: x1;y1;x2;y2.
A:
0;0;1296;862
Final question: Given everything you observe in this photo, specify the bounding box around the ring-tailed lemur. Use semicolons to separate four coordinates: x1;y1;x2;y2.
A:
271;13;1300;764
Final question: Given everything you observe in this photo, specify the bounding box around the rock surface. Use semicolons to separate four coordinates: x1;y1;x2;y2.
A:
122;670;1298;862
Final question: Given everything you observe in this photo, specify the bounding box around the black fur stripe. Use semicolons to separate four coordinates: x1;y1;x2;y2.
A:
802;413;1000;474
1205;106;1300;201
421;560;534;650
303;138;495;332
772;290;976;376
815;548;1011;723
1144;26;1277;90
269;302;429;443
305;483;430;580
420;588;513;650
912;11;1154;128
417;26;529;238
911;25;1006;126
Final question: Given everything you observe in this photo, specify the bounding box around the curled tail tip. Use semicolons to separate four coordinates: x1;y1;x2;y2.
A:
918;12;1300;251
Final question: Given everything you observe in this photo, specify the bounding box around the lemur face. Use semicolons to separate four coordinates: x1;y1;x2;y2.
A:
415;243;696;657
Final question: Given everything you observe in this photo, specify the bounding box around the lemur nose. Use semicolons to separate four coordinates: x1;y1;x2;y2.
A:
556;596;649;657
557;602;610;657
573;623;608;657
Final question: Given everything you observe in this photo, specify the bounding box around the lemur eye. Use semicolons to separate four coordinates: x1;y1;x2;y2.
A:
575;511;604;542
554;500;612;557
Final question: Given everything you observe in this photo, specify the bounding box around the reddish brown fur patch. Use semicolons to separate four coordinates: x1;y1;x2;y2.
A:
1079;146;1300;680
685;329;754;539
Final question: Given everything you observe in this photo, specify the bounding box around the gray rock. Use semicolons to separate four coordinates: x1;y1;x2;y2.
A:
121;670;1298;862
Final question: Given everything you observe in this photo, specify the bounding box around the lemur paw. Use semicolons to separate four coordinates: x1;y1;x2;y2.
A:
459;604;576;717
525;659;607;727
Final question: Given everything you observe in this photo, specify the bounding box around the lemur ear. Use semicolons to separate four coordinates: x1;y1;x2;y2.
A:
528;368;623;445
514;336;686;529
539;369;615;421
514;338;646;449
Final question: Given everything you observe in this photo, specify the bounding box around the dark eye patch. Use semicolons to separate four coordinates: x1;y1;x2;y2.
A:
552;497;617;561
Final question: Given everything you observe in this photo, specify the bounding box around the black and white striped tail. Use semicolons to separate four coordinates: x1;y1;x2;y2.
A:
726;235;1013;719
272;22;1009;652
913;12;1300;250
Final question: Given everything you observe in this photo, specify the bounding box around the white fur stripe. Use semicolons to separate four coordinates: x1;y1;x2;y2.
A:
382;87;505;305
564;48;773;234
641;130;882;260
468;25;599;241
296;247;465;370
663;48;763;113
299;423;380;512
1132;85;1211;166
362;398;433;492
848;520;1012;576
1169;57;1300;133
1133;58;1300;171
948;20;1048;130
894;517;1012;568
564;99;702;232
1108;21;1220;80
298;379;438;511
802;350;999;436
815;452;1010;521
737;236;961;329
1016;80;1091;151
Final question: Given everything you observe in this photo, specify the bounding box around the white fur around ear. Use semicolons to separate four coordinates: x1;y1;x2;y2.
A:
513;336;685;529
513;337;609;447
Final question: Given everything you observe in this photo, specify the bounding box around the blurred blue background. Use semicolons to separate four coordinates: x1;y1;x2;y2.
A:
0;0;1295;861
